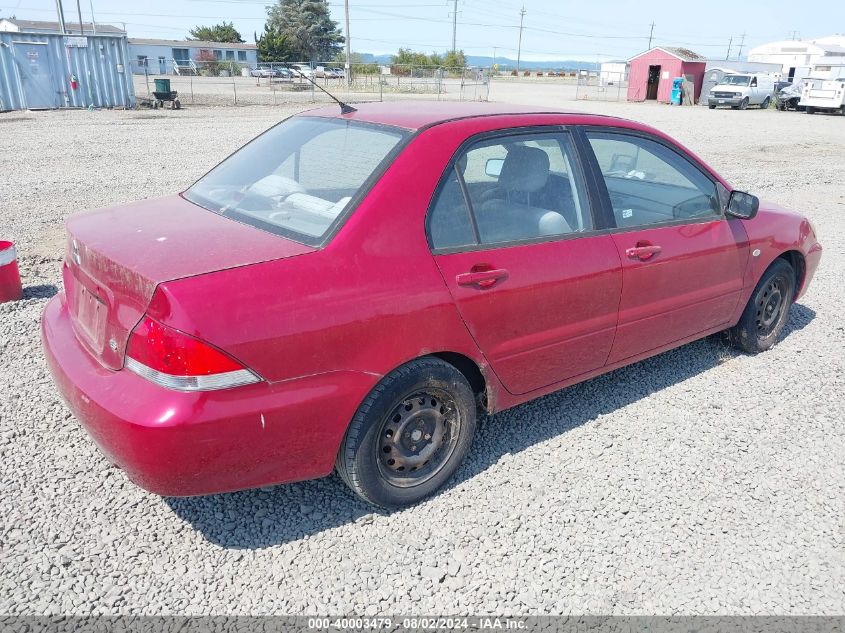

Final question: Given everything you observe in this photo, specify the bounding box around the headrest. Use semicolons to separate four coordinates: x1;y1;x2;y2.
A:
497;146;550;193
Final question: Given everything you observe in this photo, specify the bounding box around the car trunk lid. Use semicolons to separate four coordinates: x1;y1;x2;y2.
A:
63;194;314;370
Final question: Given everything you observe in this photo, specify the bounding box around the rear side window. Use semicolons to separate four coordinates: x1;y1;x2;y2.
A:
185;117;407;245
428;131;592;250
586;131;721;228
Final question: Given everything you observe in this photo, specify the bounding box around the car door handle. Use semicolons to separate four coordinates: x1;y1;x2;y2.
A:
456;268;509;289
625;244;662;261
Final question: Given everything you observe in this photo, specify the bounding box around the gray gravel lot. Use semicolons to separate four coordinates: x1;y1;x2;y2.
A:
1;87;843;615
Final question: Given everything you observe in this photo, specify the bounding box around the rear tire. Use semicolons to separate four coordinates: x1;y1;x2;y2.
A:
806;106;816;114
336;358;477;509
708;104;716;109
729;259;795;354
761;96;771;109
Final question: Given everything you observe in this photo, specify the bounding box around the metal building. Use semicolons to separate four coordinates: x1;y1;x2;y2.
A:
0;18;135;111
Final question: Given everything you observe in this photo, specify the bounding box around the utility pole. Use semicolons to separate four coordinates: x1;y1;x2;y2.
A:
725;36;733;60
451;0;458;52
516;6;526;74
736;32;746;59
89;0;96;33
75;0;83;34
492;46;497;69
344;0;351;85
647;22;655;49
55;0;67;34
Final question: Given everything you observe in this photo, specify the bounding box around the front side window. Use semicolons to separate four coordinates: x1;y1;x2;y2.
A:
428;131;592;249
185;117;407;245
586;131;721;228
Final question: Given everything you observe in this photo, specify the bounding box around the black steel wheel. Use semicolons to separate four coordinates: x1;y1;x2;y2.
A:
729;258;796;354
376;389;461;487
336;357;477;508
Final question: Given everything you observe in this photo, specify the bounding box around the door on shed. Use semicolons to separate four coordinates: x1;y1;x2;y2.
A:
13;42;57;109
646;65;661;100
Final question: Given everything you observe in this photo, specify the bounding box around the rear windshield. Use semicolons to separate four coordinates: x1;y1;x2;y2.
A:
185;117;408;245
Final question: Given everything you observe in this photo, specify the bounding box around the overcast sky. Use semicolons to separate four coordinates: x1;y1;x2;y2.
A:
2;0;843;60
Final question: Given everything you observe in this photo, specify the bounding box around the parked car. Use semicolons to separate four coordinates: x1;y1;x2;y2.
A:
42;103;822;508
290;64;313;79
800;77;845;115
777;82;804;111
708;73;775;110
331;67;346;79
250;65;281;78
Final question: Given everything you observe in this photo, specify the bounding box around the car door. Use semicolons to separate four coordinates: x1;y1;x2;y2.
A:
582;129;748;364
428;128;622;395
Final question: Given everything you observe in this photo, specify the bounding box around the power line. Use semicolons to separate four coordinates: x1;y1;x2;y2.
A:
516;5;525;74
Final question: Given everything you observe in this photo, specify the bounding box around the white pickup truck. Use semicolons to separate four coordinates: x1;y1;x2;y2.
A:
800;77;845;115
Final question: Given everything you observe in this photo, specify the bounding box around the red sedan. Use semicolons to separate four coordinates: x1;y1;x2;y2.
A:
42;102;822;508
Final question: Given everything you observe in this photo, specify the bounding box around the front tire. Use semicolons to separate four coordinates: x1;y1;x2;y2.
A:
729;259;795;354
336;358;477;509
739;97;749;110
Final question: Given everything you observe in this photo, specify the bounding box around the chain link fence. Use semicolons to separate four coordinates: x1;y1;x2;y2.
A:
134;61;490;107
575;69;628;102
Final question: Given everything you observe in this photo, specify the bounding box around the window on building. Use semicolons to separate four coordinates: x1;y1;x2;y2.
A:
238;50;247;62
225;50;235;60
136;55;148;67
213;49;222;60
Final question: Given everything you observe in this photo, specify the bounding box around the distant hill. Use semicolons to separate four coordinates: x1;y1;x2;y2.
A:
356;53;598;71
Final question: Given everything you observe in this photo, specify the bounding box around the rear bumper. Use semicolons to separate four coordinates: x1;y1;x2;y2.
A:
42;294;376;496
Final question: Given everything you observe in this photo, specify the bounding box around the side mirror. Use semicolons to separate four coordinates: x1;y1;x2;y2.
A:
726;190;759;220
485;158;504;178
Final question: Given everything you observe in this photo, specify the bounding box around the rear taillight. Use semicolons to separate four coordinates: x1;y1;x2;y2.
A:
125;316;260;391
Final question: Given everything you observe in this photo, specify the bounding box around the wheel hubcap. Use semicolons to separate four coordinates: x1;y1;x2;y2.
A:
377;391;460;487
756;277;787;337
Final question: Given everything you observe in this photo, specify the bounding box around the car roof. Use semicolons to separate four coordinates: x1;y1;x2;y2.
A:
302;101;626;131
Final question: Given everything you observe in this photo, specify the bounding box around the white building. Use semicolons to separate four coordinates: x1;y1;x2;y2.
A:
748;37;845;82
128;38;258;75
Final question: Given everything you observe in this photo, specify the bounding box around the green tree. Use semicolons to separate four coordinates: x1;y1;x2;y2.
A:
255;23;295;62
442;50;466;69
188;21;244;43
265;0;344;62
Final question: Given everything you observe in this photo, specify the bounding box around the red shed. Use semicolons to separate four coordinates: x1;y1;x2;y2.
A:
627;47;707;104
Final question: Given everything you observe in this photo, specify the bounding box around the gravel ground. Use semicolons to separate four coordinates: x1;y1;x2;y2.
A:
1;88;843;616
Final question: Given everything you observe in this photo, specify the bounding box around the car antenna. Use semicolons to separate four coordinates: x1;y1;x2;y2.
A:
290;66;357;114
